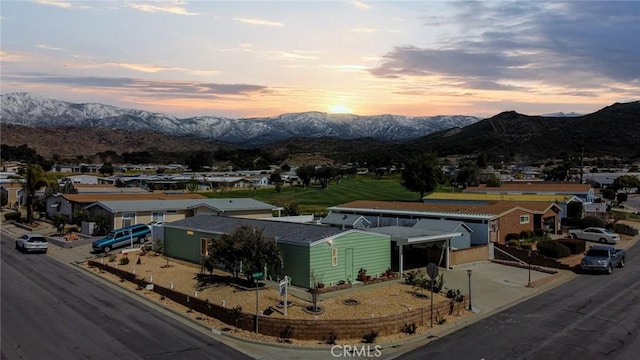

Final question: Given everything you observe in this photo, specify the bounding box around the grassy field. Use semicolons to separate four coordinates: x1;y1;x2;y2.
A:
202;174;422;215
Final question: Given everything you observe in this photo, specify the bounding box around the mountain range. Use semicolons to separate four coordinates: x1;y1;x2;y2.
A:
0;92;480;146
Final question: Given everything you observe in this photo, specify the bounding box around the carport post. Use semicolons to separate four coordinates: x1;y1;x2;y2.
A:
398;244;404;274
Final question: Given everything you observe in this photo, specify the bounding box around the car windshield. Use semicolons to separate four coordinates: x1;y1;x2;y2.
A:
586;249;609;257
105;232;116;239
603;229;614;234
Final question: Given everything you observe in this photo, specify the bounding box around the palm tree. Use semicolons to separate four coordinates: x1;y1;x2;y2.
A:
20;164;55;223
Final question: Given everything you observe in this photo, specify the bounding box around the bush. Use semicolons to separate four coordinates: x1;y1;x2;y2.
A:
557;238;586;254
4;211;22;222
581;216;605;228
533;229;546;237
119;256;130;265
519;230;534;239
520;243;533;251
402;323;417;334
613;223;639;236
508;239;521;248
362;330;378;344
323;330;338;345
536;240;571;258
505;233;520;241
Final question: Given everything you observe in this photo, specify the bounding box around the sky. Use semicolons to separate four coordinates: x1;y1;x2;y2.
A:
1;0;639;119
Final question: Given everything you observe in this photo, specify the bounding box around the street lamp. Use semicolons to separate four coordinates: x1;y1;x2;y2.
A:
466;269;472;311
528;250;532;287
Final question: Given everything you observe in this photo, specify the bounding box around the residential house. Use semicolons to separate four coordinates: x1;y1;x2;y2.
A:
162;215;391;288
463;182;596;203
84;198;279;231
46;193;206;220
422;192;581;219
1;184;23;209
320;213;371;229
326;200;561;245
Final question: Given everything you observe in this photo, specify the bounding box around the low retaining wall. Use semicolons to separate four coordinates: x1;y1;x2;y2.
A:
494;244;574;271
450;245;489;266
88;260;459;340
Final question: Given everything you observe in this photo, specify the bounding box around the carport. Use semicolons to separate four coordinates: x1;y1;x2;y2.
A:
367;226;462;273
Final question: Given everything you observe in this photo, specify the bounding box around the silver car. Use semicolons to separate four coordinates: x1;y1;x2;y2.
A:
15;233;49;253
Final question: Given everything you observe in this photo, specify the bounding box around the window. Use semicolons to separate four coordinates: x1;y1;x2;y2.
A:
152;212;165;223
200;237;212;256
331;247;338;267
519;215;530;224
122;212;136;228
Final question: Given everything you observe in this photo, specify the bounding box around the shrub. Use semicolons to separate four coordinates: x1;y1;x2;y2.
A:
519;230;534;239
4;211;21;222
402;323;417;334
136;257;142;265
108;253;117;262
505;233;520;241
557;238;586;254
581;216;605;228
362;330;378;344
119;256;130;265
508;239;521;248
613;223;639;236
533;229;546;237
425;273;445;293
536;240;571;258
520;243;533;251
323;330;338;345
279;325;294;342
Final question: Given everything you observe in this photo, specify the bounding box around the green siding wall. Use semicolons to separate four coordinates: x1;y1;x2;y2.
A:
308;232;390;288
279;243;310;288
164;227;222;264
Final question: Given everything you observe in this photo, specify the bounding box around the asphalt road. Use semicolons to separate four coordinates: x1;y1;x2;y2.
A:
0;232;253;360
395;243;640;360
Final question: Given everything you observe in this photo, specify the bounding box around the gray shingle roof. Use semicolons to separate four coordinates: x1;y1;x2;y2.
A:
321;213;371;227
166;214;345;246
85;198;277;212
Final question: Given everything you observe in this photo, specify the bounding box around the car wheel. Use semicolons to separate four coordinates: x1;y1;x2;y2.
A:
103;245;111;253
619;258;625;268
606;265;613;275
15;241;18;250
599;238;607;243
138;236;146;244
571;234;578;239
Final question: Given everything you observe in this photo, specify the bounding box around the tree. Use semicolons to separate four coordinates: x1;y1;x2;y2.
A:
52;214;69;234
99;162;114;176
269;171;283;192
455;162;480;188
296;165;316;188
602;188;616;201
19;164;54;223
401;153;443;200
617;192;628;205
186;151;211;172
613;175;640;193
315;166;337;189
207;225;282;280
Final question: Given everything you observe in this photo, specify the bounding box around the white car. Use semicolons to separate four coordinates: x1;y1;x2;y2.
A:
15;233;49;253
568;227;620;244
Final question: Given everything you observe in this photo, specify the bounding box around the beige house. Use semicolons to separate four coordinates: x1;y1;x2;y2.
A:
84;198;280;231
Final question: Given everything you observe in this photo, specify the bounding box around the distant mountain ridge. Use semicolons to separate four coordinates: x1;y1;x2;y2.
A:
0;92;481;146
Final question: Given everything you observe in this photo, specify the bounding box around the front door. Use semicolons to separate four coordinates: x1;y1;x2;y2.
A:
345;248;354;282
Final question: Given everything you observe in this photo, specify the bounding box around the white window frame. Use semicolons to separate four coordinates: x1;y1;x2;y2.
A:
201;237;212;256
519;215;530;224
152;212;165;223
122;212;136;228
331;247;338;267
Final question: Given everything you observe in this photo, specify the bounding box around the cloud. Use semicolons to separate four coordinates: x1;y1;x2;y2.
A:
37;44;64;51
352;27;379;33
267;50;318;61
371;1;640;93
234;17;283;27
0;50;28;62
2;73;268;98
127;1;200;16
321;64;369;72
35;0;73;9
350;1;371;10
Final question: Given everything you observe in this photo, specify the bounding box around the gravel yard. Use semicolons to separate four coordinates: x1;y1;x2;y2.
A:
84;252;471;344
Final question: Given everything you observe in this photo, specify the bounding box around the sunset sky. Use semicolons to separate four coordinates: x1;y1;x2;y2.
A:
1;0;638;118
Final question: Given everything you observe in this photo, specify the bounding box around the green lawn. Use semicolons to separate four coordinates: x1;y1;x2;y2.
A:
202;174;422;215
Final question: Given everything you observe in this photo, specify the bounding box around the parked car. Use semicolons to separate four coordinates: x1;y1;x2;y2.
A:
92;224;151;253
579;245;626;274
568;227;620;244
15;233;48;253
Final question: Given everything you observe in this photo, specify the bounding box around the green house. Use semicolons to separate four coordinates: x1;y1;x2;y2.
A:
162;215;391;288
